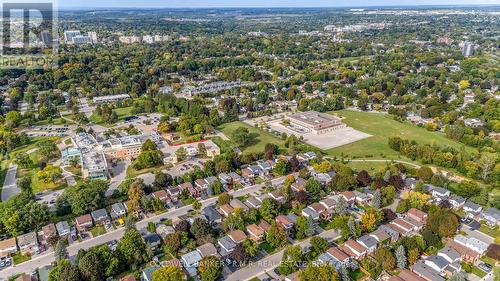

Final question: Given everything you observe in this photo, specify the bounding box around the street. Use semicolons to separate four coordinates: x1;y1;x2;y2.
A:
225;228;341;281
0;174;289;279
1;163;19;202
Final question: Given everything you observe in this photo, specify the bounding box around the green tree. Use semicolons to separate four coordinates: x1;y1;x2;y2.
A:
117;228;150;268
77;250;104;281
278;245;303;275
198;256;222;281
152;266;186;281
299;263;339;281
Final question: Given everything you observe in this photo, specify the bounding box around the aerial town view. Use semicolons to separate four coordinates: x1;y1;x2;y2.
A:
0;0;499;281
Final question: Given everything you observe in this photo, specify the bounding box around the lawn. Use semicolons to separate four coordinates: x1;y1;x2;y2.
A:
90;225;106;237
479;225;500;243
325;110;476;160
471;265;487;278
349;268;367;281
219;121;286;154
260;241;277;254
89;106;135;126
344;160;417;173
12;252;31;265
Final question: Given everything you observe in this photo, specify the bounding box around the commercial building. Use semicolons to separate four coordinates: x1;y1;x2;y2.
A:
72;35;92;45
101;135;144;159
72;133;109;180
64;30;81;42
462;41;474;57
288;111;346;134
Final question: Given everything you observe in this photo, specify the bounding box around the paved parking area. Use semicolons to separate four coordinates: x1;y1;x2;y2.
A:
265;119;371;150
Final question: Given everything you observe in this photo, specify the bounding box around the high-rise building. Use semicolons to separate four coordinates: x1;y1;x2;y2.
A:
462;41;474;57
64;30;81;43
72;35;92;45
88;32;98;43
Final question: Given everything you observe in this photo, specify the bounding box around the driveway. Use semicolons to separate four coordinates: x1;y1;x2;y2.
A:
1;163;19;201
106;159;131;196
460;225;494;245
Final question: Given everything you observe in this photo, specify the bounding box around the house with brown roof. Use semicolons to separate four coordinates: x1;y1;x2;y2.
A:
291;178;306;193
178;182;198;198
391;218;415;235
196;242;218;258
341;239;366;260
309;202;327;214
0;238;17;256
276;215;294;231
230;199;249;211
195;179;209;192
319;198;336;211
152;190;170;203
228;230;247;244
389;269;426;281
406;208;428;224
218;204;234;217
446;239;480;263
75;214;93;232
327;247;350;263
17;232;39;255
269;190;285;203
41;223;57;241
339;191;356;205
246;224;265;242
370;229;391;243
258;220;271;233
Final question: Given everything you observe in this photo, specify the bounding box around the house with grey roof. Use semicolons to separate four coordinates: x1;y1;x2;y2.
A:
91;208;109;224
431;187;450;200
437;247;461;264
356;235;378;253
144;233;162;251
411;260;445;281
111;202;127;219
481;207;500;226
55;221;71;237
245;196;261;209
141;265;160;281
424;255;450;273
463;201;482;216
218;236;236;256
181;250;202;277
301;208;320;221
202;205;222;224
448;195;465;209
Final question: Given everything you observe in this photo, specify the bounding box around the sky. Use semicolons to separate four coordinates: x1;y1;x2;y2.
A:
59;0;500;9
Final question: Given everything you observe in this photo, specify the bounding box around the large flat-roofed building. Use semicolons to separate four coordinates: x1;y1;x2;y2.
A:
288;111;346;134
101;135;144;159
92;94;130;104
71;133;109;180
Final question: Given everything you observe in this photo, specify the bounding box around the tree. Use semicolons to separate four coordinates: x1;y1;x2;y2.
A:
152;266;186;281
230;243;249;265
305;178;322;200
217;193;231;206
294;216;314;240
449;272;466;281
163;232;182;254
192;200;202;210
232;127;251;147
243;239;259;257
153;172;172;189
260;198;280;222
417;167;433;182
357;170;371;187
395;245;407;268
274;160;290;176
299;263;339;281
334;197;348;215
191;218;211;241
16;154;33;169
372;189;381;209
117;228;150;268
77;250;104;281
310;237;328;258
266;223;288;249
55;239;69;261
361;208;381;232
175;147;187;161
127;180;145;213
477;152;497;181
374;247;396;271
277;245;303;275
198;256;222;281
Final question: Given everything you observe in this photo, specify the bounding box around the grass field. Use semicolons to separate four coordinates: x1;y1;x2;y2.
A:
89;106;135;126
326;110;476;160
219;121;286;154
344;160;418;173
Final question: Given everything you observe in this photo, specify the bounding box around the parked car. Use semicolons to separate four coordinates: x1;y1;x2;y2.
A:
479;263;492;272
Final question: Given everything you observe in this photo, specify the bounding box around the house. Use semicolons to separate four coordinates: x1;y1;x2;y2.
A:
17;232;39;255
319;198;336;211
463;201;482;216
75;214;93;232
285;271;300;281
316;252;337;266
218;204;234;217
230;199;249;211
269;190;285;203
437;247;461;264
141;265;160;281
406;208;427;224
356;235;378;253
197;243;218;258
120;275;136;281
390;269;426;281
144;233;162;251
195;178;209;192
246;224;265;242
202;205;222;224
453;234;488;254
411;261;445;281
181;250;202;276
380;224;400;243
390;218;415;235
404;178;418;189
446;239;480;263
276;215;294;230
309;202;327;214
315;173;333;185
14;274;34;281
431;187;450;200
178;182;197;198
218;236;237;255
91;208;109;225
167;187;180;200
41;223;57;241
245;196;262;209
297;152;316;162
481;207;500;226
341;239;366;260
353;191;371;205
339;191;356;205
369;229;391;243
0;238;17;256
258;220;271;233
326;247;350;266
448;195;465;209
55;221;71;237
152;190;170;203
155;224;175;240
218;173;232;185
291;178;306;193
111;202;127;219
302;207;320;221
424;255;450;273
228;172;244;184
228;230;247;244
